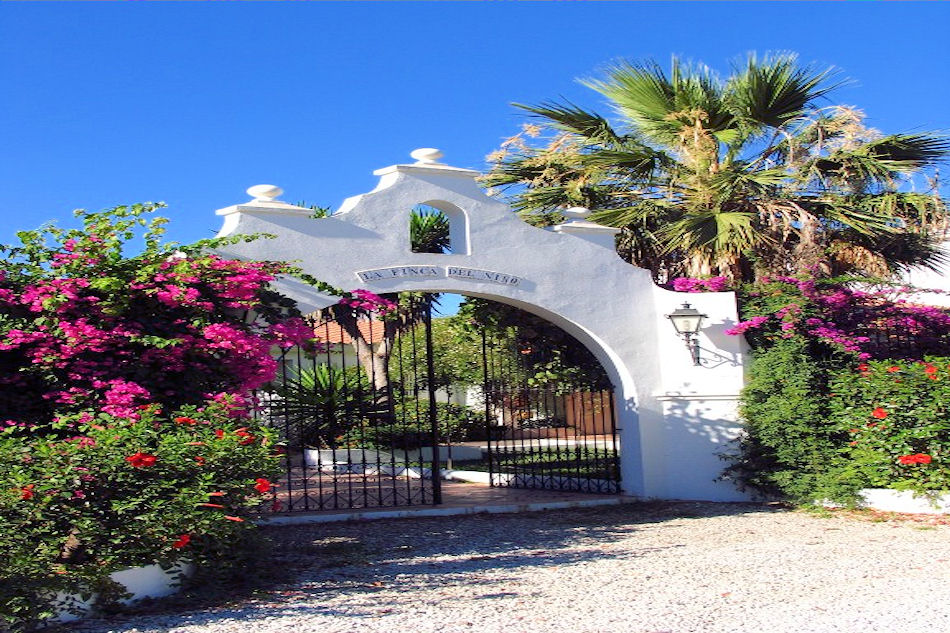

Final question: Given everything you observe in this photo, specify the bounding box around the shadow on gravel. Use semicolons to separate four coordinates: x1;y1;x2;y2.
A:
65;501;788;632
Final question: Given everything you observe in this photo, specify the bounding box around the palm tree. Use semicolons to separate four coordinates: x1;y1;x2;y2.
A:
483;53;949;283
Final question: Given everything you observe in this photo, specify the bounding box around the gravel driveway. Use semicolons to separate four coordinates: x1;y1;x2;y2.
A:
68;502;950;633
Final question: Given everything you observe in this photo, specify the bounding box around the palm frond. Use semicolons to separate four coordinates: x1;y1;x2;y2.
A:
726;52;841;130
576;148;666;181
514;101;624;144
588;199;676;228
582;58;733;144
861;134;949;170
410;206;451;253
660;209;761;257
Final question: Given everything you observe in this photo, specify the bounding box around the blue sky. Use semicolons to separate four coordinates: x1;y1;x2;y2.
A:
2;1;948;255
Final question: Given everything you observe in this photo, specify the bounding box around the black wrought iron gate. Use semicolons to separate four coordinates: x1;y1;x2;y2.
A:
259;293;620;513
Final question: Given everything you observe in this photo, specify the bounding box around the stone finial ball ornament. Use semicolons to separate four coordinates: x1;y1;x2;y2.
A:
410;148;444;164
246;184;283;201
562;207;592;219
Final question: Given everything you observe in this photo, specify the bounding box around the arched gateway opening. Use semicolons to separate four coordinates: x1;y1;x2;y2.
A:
214;149;750;508
265;293;621;511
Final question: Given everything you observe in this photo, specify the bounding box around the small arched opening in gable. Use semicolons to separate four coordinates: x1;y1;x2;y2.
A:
409;201;469;255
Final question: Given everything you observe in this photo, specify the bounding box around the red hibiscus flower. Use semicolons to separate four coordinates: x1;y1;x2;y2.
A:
887;366;901;373
898;453;933;465
254;478;272;493
198;502;225;508
223;515;245;522
871;408;888;419
194;455;206;465
174;416;197;425
172;534;191;549
20;484;35;500
125;452;157;468
925;365;938;375
213;429;225;439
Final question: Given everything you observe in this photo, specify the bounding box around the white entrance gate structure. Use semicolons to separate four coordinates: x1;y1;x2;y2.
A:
214;149;749;501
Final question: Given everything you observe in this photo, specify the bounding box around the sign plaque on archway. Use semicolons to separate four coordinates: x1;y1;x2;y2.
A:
214;149;749;503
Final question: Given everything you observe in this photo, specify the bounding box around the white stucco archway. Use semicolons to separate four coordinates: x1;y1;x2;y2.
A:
214;150;750;501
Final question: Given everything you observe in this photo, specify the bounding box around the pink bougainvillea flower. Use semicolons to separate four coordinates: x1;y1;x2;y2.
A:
125;452;157;468
254;478;272;493
871;408;888;419
172;534;191;549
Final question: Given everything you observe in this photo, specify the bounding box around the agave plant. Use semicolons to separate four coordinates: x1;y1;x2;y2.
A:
270;364;371;449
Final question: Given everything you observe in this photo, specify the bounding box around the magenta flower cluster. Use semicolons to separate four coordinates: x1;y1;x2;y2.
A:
670;276;730;293
339;288;398;314
724;275;950;359
0;212;340;430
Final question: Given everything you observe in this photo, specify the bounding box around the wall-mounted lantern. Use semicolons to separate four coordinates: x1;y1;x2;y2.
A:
666;303;707;366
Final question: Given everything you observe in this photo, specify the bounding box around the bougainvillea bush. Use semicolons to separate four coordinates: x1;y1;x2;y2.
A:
0;203;378;628
717;274;950;503
0;204;319;428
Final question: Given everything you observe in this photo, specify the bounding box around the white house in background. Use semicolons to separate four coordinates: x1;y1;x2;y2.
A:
310;317;386;370
904;241;950;307
214;148;750;502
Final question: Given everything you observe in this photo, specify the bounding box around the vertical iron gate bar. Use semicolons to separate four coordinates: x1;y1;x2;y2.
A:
280;346;298;510
396;324;414;504
482;330;495;487
408;310;426;505
333;316;347;510
360;317;373;509
424;296;442;505
608;389;621;493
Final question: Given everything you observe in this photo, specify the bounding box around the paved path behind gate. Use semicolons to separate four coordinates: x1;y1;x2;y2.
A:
265;481;636;524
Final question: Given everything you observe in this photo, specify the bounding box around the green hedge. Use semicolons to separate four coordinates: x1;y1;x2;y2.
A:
725;343;950;503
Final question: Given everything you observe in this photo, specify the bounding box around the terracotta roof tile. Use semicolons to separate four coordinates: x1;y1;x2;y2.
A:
312;319;386;345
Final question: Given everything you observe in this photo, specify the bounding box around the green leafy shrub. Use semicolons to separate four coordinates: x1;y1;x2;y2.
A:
341;400;485;451
723;337;852;501
828;358;950;493
0;399;280;627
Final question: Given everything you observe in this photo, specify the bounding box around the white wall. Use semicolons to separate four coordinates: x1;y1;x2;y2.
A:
904;240;950;307
213;151;750;501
